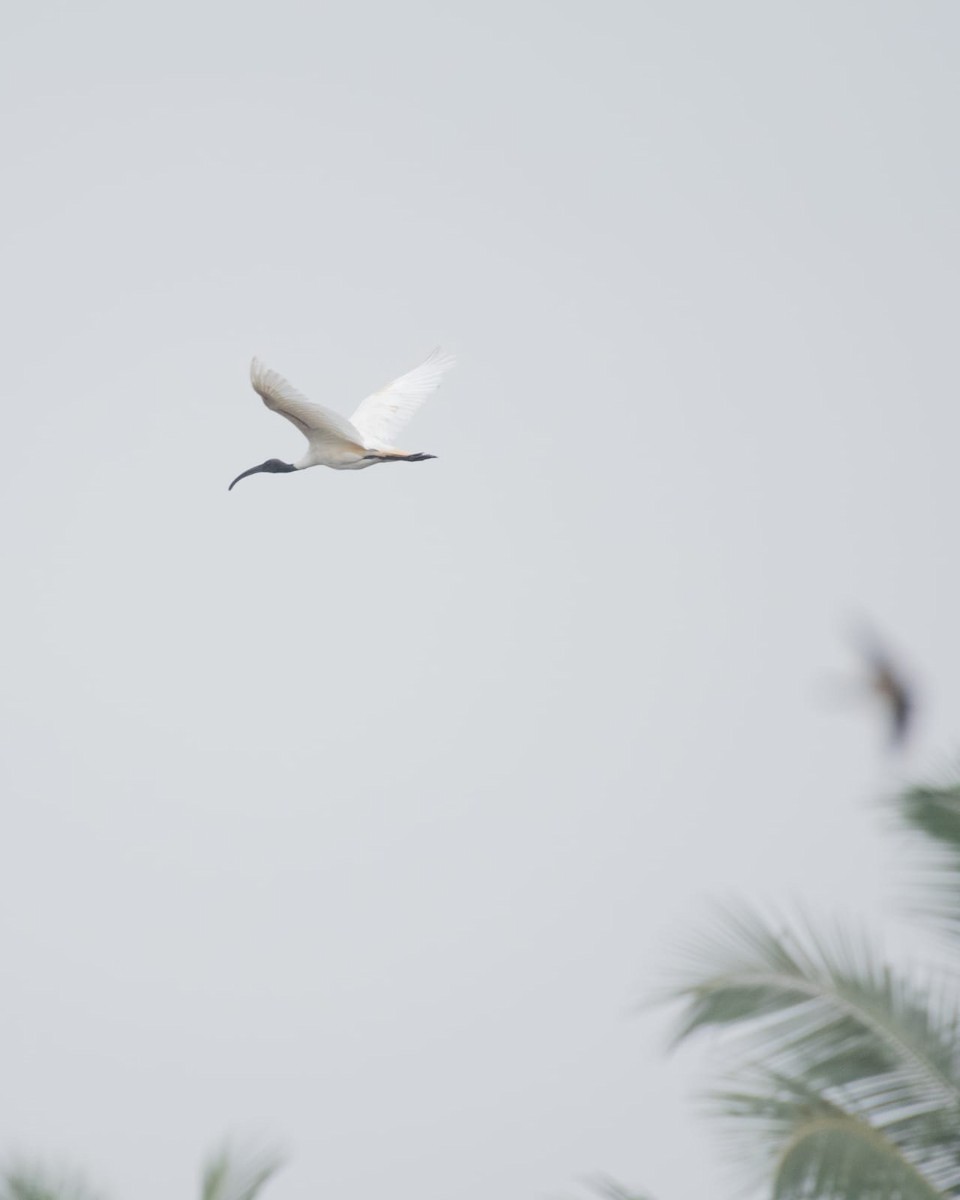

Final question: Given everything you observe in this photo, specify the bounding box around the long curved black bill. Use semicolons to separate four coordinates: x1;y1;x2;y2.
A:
228;459;297;490
228;463;269;491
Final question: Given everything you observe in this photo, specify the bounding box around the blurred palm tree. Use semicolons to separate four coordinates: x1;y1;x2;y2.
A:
0;1168;102;1200
662;777;960;1200
0;1143;282;1200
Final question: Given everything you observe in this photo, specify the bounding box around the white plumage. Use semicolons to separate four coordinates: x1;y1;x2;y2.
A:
229;348;455;489
349;349;455;450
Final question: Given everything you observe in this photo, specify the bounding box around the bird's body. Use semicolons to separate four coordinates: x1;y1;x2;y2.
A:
229;348;454;489
868;651;915;749
851;624;917;750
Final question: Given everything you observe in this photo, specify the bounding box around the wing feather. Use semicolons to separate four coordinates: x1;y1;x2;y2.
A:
250;359;363;449
349;347;455;449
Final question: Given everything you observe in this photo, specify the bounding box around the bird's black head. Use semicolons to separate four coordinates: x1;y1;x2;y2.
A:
228;459;298;491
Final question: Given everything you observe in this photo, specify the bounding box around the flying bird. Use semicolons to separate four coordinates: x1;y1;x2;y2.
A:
229;348;455;490
849;624;917;750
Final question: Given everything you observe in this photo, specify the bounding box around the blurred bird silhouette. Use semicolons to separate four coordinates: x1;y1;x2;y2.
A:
851;624;917;750
817;623;918;751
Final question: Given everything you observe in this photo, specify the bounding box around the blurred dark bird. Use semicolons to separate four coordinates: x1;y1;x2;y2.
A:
852;626;917;750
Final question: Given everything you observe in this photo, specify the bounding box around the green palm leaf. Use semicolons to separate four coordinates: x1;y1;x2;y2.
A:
663;906;960;1196
0;1165;103;1200
666;907;960;1103
199;1144;284;1200
894;779;960;937
709;1074;951;1200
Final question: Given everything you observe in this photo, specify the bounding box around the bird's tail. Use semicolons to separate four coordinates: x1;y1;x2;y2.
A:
361;451;437;463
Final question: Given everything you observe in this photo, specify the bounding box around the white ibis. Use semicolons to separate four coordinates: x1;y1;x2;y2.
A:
229;348;455;490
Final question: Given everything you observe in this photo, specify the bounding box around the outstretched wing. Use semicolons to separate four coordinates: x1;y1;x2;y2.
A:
250;359;363;449
349;347;455;449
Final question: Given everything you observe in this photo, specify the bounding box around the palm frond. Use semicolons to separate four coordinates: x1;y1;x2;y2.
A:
0;1164;103;1200
708;1073;951;1200
585;1174;656;1200
661;905;960;1193
200;1144;284;1200
893;778;960;938
664;906;960;1107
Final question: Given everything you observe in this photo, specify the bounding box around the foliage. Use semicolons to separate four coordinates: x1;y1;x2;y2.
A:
199;1144;284;1200
0;1145;282;1200
662;777;960;1199
895;778;960;937
0;1166;103;1200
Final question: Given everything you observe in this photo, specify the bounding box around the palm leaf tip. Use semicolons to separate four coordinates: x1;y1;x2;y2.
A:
200;1143;285;1200
1;1163;104;1200
897;781;960;852
893;778;960;935
585;1174;656;1200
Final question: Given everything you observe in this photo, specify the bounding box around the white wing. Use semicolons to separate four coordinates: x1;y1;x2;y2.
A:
350;347;455;449
250;358;364;450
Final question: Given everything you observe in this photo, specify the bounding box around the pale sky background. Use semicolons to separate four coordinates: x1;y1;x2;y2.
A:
1;3;959;1198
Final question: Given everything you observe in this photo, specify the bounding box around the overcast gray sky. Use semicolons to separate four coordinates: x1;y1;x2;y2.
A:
2;2;959;1198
